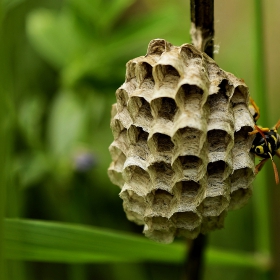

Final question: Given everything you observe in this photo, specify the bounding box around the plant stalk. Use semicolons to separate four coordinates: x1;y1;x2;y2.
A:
183;1;214;279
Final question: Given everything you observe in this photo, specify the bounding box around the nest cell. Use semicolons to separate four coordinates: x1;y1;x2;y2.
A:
148;132;175;154
171;211;201;231
148;161;176;193
123;165;151;196
177;155;205;181
146;189;174;217
151;97;178;122
231;85;249;104
176;84;204;113
127;96;153;131
120;188;146;225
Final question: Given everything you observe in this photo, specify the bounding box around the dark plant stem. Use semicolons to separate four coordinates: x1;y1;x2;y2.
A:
190;0;214;58
182;1;214;280
182;234;207;280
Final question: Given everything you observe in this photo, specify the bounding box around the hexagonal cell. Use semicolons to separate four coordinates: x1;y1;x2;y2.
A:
154;64;180;84
151;97;178;122
126;126;150;162
208;129;232;153
173;180;204;209
207;160;231;187
127;96;153;131
171;211;201;231
116;88;129;111
121;188;146;225
109;145;126;169
201;195;229;217
176;84;204;113
228;187;252;211
127;125;148;145
108;161;125;188
229;167;254;210
181;180;201;197
136;62;154;85
146;189;174;217
173;127;203;157
218;79;234;97
110;117;125;138
144;216;174;232
125;60;137;81
232;128;255;171
233;103;255;132
205;161;231;211
177;156;204;181
200;211;227;234
148;162;176;192
123;165;151;196
231;85;249;104
146;39;172;56
109;127;128;155
207;91;231;118
176;227;200;239
144;226;176;244
180;44;202;60
148;133;175;154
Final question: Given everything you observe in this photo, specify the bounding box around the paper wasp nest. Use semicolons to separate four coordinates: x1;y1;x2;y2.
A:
108;39;255;243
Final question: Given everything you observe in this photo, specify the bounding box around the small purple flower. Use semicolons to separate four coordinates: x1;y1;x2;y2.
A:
73;151;97;172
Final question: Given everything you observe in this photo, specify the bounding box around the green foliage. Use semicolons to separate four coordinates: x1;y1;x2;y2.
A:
0;0;276;279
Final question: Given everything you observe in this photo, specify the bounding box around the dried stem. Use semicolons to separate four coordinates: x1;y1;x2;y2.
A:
182;1;214;279
190;0;214;58
182;234;207;280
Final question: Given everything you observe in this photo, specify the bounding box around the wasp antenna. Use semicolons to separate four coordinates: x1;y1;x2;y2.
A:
269;152;279;184
272;161;279;184
273;119;280;130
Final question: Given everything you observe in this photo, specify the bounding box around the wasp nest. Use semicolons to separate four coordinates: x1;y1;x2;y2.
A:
108;39;255;243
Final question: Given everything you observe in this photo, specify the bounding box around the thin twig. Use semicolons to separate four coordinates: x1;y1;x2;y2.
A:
190;0;214;58
182;1;214;280
182;234;207;280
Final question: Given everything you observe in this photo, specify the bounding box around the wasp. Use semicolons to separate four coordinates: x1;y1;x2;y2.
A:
248;97;280;184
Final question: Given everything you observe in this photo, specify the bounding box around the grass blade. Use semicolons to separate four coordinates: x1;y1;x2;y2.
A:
3;218;272;271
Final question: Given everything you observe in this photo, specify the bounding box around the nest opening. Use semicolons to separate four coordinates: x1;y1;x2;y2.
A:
137;62;154;84
152;97;178;122
150;133;174;153
218;79;233;97
231;85;248;104
176;84;204;112
123;165;151;194
179;155;202;170
202;195;228;216
128;96;153;125
171;211;201;229
181;180;200;196
208;129;231;153
207;160;227;176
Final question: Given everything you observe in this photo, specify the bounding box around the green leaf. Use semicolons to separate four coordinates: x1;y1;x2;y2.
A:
3;219;272;271
4;219;185;263
3;0;25;12
47;91;87;156
68;0;135;32
26;8;90;68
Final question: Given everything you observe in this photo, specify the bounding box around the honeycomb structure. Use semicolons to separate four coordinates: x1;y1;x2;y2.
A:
108;39;256;243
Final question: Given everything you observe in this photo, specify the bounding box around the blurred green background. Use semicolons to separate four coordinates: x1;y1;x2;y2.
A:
1;0;280;279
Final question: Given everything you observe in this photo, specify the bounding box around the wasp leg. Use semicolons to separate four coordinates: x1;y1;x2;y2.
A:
249;97;260;122
255;158;269;174
273;119;280;130
248;125;269;136
255;156;279;184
